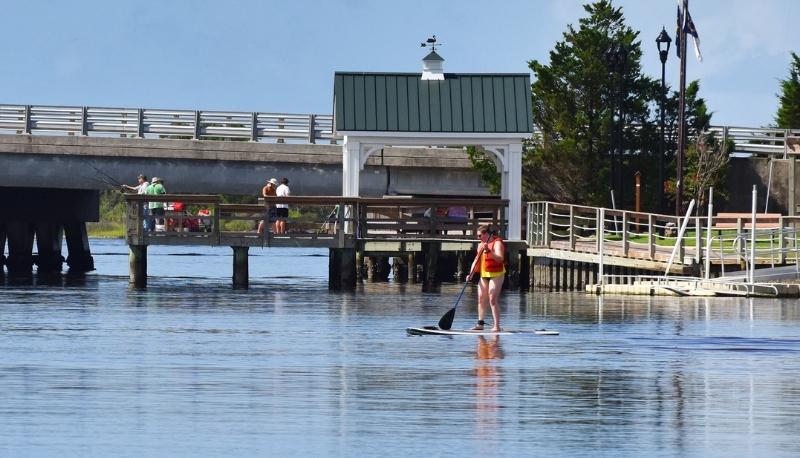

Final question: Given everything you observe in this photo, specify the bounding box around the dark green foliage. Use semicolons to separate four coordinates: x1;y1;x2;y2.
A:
776;52;800;129
525;0;658;207
466;146;501;194
470;0;728;214
98;190;127;223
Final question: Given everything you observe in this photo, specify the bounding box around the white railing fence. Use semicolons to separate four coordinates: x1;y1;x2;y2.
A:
0;104;336;144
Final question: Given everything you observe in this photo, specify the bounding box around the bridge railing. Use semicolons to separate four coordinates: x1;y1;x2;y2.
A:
6;102;800;156
707;126;800;157
124;194;508;248
0;104;337;144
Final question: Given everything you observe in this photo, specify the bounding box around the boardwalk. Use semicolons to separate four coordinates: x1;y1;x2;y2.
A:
526;201;800;291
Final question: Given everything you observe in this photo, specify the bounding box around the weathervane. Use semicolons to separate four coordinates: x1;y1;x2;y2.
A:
420;35;442;52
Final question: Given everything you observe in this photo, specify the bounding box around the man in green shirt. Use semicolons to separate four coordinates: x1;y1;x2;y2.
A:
146;177;167;231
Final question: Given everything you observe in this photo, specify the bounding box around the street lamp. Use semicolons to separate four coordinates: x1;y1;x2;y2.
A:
655;27;671;213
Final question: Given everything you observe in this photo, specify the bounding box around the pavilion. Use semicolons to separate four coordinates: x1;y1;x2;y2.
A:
333;50;532;240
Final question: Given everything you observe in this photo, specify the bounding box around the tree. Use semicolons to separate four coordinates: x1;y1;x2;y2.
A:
776;52;800;128
524;0;659;207
466;146;501;194
682;133;729;214
662;80;729;212
467;0;727;214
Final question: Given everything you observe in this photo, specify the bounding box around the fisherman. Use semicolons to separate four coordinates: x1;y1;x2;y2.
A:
146;176;167;231
122;174;150;230
466;224;505;332
121;174;150;194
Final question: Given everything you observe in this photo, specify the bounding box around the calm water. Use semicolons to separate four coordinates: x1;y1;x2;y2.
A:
2;239;800;457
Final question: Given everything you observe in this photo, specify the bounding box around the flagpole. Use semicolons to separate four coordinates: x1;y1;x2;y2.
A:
675;0;689;216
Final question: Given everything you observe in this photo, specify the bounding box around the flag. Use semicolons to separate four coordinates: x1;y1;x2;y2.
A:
684;9;703;62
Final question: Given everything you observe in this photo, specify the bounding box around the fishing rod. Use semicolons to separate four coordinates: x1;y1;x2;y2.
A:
89;163;124;188
91;175;120;191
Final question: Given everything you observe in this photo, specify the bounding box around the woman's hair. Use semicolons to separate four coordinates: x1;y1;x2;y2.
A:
478;224;497;236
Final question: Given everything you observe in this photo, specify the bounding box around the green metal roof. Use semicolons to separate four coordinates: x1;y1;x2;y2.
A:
334;72;532;134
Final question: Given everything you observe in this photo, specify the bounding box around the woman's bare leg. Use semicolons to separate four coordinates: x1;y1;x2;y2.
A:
488;276;504;331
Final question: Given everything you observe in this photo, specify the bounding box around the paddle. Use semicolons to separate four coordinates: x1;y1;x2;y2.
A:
437;252;481;330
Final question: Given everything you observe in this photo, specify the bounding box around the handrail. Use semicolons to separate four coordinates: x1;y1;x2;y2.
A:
124;194;509;248
3;102;800;154
527;200;800;269
0;104;336;144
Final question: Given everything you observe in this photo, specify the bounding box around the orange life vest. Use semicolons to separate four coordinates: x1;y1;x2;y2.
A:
480;236;505;273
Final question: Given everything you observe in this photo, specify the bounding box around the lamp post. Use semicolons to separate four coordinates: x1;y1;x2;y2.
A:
655;27;672;213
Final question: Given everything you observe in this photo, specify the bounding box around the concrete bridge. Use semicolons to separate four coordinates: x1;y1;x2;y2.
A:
0;104;489;196
0;103;490;278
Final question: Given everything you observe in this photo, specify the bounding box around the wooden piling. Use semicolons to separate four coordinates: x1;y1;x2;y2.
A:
329;248;356;290
232;246;249;289
422;242;440;289
507;247;520;290
129;244;147;288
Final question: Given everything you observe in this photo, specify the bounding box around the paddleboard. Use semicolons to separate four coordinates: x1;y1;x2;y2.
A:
406;326;559;336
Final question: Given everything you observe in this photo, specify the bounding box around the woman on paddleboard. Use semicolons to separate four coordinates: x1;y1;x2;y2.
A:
467;224;505;331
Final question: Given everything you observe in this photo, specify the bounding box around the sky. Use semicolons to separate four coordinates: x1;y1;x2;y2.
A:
1;0;798;127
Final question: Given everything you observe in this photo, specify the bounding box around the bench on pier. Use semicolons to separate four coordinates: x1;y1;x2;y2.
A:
713;212;781;230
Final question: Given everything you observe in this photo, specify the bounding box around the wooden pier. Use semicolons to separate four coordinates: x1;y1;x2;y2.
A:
124;194;515;290
527;201;800;292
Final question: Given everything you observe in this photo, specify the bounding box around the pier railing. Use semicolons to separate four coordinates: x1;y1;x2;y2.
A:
527;201;800;267
125;194;508;248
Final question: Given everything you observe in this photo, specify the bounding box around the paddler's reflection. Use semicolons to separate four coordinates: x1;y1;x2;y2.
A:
474;336;504;441
476;335;504;361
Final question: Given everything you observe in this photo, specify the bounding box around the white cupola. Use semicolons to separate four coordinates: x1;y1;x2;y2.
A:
421;50;445;80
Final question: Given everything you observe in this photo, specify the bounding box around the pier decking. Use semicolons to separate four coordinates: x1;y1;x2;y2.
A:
124;194;513;289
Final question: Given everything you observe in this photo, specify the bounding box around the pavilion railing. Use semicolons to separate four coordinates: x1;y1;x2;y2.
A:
124;194;508;248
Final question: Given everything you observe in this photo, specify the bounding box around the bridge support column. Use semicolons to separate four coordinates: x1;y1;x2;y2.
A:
232;246;249;289
129;245;147;288
34;223;64;275
329;248;356;290
64;222;94;273
6;222;35;277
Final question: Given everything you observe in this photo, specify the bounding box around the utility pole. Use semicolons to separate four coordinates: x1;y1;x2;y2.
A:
675;0;689;216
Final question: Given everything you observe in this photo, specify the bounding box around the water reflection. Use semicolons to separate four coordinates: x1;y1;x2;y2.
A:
3;239;800;456
474;336;504;443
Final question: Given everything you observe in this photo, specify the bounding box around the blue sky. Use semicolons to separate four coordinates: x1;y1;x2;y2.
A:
1;0;797;126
